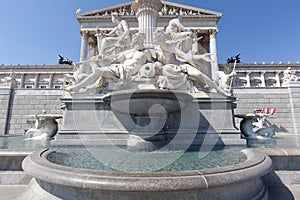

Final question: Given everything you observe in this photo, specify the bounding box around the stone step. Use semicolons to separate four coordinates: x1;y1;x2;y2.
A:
0;185;28;200
273;170;300;185
0;171;32;185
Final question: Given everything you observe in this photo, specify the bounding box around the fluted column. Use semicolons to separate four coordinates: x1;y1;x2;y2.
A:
88;38;97;59
246;71;251;87
20;74;25;88
80;31;89;62
260;72;266;87
49;73;54;88
209;30;219;80
132;0;162;47
34;74;39;89
275;71;281;87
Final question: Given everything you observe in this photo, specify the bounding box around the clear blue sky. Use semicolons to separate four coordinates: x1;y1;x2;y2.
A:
1;0;300;65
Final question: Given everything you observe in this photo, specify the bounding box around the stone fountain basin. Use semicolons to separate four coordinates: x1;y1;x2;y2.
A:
103;89;193;115
22;149;272;200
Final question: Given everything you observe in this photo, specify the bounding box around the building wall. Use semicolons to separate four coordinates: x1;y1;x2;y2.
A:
234;87;293;133
1;64;300;135
0;88;11;135
0;88;64;135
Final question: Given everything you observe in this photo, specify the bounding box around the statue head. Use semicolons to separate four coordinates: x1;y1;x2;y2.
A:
111;12;121;23
132;33;145;50
153;29;171;44
223;64;232;73
176;14;183;22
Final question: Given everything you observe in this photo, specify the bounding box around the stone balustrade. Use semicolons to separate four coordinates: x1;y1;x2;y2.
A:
1;64;300;89
219;64;300;88
0;65;73;89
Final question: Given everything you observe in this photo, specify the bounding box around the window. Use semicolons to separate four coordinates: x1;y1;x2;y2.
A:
54;85;61;89
25;85;33;89
40;85;47;89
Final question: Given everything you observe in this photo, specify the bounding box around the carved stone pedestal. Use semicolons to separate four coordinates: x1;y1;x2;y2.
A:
56;90;240;149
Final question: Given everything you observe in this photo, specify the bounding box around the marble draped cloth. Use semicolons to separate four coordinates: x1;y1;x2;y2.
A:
83;64;135;91
157;64;192;90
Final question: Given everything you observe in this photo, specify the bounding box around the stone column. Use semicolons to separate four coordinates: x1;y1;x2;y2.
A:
88;37;97;59
275;71;281;87
209;30;219;80
34;74;39;89
80;31;89;62
260;72;266;87
20;74;25;89
95;31;103;56
49;73;54;88
245;71;251;87
132;0;162;47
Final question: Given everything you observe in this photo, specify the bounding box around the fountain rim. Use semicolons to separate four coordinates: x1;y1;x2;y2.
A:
22;148;272;191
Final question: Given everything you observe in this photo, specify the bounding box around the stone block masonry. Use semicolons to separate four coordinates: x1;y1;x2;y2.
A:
1;89;65;135
0;85;300;135
234;87;295;133
0;88;11;135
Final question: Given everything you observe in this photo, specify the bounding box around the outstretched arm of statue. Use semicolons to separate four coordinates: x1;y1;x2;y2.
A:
159;41;210;67
191;53;213;63
106;26;118;37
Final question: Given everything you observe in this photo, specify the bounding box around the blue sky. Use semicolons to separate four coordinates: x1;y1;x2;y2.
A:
0;0;300;65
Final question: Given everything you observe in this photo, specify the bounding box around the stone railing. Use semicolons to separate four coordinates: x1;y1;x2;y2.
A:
220;63;300;88
0;65;73;89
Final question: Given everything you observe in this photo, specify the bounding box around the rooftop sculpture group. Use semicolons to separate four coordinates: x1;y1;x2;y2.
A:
65;12;233;97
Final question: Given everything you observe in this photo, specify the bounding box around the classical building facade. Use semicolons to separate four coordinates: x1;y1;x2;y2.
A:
1;0;300;135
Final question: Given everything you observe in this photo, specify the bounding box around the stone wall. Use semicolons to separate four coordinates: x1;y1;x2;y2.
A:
1;88;64;135
1;84;300;136
0;87;12;135
233;87;294;133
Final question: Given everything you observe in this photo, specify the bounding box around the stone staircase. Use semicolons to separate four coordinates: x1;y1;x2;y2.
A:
0;150;34;200
266;170;300;200
260;148;300;200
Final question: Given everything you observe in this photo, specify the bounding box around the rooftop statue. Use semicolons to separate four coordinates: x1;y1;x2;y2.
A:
58;55;73;65
282;66;298;84
226;53;241;64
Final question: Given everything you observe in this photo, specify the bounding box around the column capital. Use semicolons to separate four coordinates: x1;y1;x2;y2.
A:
209;29;218;38
132;0;163;13
80;30;89;38
260;71;266;75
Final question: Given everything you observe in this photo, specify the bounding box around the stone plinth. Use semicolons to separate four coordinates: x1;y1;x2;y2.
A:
58;90;239;148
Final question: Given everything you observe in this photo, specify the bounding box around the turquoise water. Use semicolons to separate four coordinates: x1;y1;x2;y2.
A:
1;133;300;172
0;136;50;150
47;146;247;172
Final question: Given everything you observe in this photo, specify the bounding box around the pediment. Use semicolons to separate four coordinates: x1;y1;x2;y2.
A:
77;0;222;19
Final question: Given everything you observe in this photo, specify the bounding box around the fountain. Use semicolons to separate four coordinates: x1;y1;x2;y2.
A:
21;0;272;199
